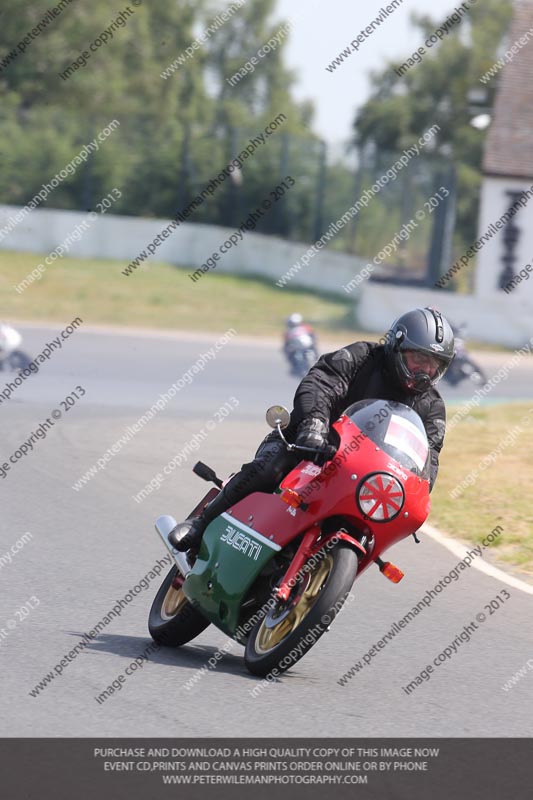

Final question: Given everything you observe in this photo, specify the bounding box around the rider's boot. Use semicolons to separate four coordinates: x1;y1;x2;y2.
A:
169;438;295;554
168;487;232;553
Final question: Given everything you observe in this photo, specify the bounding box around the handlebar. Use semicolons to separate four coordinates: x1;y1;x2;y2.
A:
276;423;337;462
290;442;337;458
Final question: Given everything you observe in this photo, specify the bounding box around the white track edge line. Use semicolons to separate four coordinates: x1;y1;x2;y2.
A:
421;522;533;595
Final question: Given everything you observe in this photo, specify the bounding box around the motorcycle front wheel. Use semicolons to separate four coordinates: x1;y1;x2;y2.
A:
244;543;358;676
148;565;210;646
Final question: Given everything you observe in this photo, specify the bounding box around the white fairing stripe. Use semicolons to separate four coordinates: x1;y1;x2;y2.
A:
384;414;428;471
221;513;282;551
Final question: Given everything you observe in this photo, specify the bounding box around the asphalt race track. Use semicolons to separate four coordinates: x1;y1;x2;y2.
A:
1;324;532;737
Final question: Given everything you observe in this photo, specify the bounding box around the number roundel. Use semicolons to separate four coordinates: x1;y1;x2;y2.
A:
357;472;405;522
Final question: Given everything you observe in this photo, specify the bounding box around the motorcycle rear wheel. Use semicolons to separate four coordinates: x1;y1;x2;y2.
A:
244;543;358;676
8;350;32;372
148;565;210;647
467;363;487;385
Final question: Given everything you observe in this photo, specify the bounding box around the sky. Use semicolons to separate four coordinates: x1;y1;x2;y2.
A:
275;0;472;145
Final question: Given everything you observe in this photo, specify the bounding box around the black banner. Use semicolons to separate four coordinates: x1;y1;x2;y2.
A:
1;738;530;799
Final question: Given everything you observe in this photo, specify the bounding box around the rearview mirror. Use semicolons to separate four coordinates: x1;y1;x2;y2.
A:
266;405;290;430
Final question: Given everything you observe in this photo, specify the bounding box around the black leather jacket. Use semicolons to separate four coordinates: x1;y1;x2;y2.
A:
282;342;447;491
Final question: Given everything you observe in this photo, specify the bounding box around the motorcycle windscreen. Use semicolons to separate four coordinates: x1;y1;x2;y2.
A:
296;333;314;347
343;399;431;480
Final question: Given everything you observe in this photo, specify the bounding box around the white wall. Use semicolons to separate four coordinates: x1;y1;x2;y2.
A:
2;203;531;346
357;282;533;348
0;204;366;298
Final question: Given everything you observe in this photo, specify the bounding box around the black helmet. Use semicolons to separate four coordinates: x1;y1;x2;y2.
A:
384;307;455;393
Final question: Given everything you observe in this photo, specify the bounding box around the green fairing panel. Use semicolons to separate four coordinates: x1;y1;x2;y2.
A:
182;513;281;636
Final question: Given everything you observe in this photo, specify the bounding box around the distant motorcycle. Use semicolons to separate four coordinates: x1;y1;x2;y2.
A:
0;323;32;373
283;324;318;377
444;324;487;387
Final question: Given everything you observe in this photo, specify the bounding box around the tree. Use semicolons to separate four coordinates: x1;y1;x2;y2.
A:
352;0;513;247
0;0;330;242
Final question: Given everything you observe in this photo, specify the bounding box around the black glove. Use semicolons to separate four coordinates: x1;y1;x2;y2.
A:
295;418;331;465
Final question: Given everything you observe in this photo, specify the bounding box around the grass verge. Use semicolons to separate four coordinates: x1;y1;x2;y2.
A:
431;402;533;577
0;250;369;341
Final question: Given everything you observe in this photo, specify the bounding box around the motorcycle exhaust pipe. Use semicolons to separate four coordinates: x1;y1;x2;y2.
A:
154;515;192;578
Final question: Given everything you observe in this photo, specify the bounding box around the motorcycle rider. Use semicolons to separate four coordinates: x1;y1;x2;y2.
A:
444;322;486;386
0;322;23;371
170;306;455;553
283;313;318;374
0;322;22;360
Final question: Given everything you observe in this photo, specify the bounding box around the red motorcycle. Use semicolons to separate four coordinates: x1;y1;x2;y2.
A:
148;399;431;676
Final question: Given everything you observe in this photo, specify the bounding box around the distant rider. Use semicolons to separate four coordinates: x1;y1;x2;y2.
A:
0;322;22;369
283;313;318;374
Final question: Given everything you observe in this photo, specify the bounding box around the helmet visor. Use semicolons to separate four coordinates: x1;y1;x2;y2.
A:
399;349;449;391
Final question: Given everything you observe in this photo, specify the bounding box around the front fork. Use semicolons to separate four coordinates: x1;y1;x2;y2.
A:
274;525;366;602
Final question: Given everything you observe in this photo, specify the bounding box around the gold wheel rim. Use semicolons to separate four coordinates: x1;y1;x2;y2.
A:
161;584;188;621
254;555;333;653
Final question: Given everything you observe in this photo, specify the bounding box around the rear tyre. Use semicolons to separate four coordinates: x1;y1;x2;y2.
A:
8;350;32;372
294;354;310;378
467;362;487;385
148;566;210;646
244;543;358;676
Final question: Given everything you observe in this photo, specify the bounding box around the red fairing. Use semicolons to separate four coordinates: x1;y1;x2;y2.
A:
228;408;430;576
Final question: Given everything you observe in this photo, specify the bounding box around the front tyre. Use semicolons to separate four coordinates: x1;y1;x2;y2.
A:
148;565;210;647
244;543;358;677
